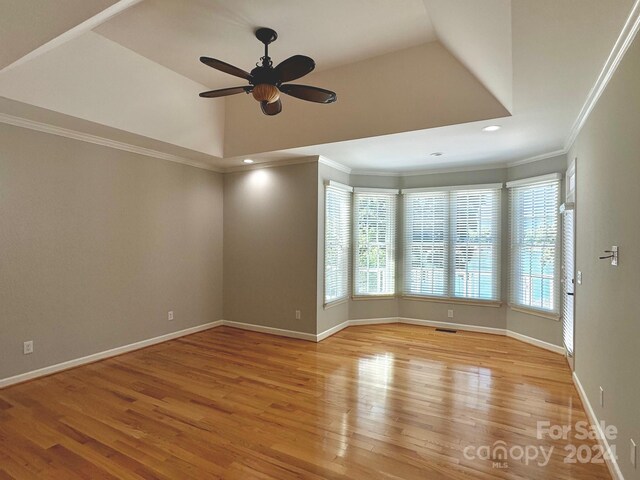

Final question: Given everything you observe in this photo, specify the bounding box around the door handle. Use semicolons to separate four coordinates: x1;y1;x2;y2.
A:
566;292;574;296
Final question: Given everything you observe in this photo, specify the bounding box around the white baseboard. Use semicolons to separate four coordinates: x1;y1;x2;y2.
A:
220;320;317;342
398;317;506;336
314;317;564;355
0;320;223;388
316;317;398;342
1;317;565;389
572;372;623;480
316;320;350;341
506;330;566;355
349;317;398;326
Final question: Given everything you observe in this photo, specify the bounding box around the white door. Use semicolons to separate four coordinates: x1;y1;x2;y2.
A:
561;160;577;370
561;205;575;369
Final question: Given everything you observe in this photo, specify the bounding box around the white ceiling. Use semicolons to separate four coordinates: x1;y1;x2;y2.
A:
0;0;637;174
95;0;437;89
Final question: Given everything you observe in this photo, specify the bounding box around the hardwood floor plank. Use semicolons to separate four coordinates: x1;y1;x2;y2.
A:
0;325;609;479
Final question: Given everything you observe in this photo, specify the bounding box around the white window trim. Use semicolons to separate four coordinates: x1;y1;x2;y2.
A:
402;183;503;193
505;173;562;189
326;180;353;192
353;187;400;194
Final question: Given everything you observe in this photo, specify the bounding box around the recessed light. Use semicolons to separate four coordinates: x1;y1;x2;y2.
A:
430;152;444;157
243;159;254;164
482;125;501;132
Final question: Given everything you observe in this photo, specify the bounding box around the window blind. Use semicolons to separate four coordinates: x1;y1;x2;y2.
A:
508;177;560;313
562;207;575;355
353;190;397;296
324;183;352;304
403;185;501;301
403;191;449;297
450;189;501;301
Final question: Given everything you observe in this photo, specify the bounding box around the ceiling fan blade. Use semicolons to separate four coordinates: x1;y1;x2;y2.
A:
261;99;282;116
200;57;251;80
199;86;251;98
279;84;336;104
274;55;315;83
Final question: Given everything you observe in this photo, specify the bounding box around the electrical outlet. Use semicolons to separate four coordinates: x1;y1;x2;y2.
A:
599;386;604;407
168;311;174;321
577;271;582;285
631;439;637;468
295;310;301;320
23;340;33;355
447;309;454;318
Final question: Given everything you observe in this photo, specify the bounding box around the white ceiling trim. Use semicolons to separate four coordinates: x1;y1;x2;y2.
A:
1;0;142;75
350;163;505;177
224;156;319;173
349;149;567;177
0;110;568;177
565;0;640;151
505;149;567;168
318;156;352;174
0;112;222;172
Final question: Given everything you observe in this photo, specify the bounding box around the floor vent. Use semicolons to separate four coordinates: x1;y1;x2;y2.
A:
435;328;458;334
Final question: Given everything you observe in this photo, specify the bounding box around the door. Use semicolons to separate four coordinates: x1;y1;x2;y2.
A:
561;205;575;369
561;159;577;370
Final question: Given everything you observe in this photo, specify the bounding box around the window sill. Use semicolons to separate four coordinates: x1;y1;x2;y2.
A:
323;298;348;310
351;295;397;301
508;305;560;321
401;295;502;308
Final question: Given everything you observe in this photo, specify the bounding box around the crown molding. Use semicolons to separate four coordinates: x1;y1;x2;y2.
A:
224;155;318;173
506;149;567;168
351;162;508;177
318;155;352;174
0;112;223;173
325;150;568;178
565;0;640;151
1;111;566;177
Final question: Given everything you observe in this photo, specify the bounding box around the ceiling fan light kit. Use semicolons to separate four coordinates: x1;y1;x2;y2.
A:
199;27;336;116
252;83;280;103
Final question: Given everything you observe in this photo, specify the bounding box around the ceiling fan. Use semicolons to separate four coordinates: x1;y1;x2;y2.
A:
198;27;337;116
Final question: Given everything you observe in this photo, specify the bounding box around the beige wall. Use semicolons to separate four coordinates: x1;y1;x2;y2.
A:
223;161;319;334
224;42;509;158
0;123;224;380
569;33;640;480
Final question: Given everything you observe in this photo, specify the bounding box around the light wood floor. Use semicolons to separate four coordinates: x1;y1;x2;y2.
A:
0;324;609;479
